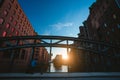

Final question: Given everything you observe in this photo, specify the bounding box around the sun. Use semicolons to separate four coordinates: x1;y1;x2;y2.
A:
62;54;69;60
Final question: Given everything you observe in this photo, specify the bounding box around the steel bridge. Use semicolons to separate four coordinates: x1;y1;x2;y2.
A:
0;35;120;62
0;35;120;66
0;35;120;79
0;35;119;64
0;35;119;52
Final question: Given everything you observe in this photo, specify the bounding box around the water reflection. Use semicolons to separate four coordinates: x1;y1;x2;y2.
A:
50;63;68;72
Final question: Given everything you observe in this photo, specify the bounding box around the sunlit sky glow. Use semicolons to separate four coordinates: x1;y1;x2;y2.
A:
18;0;96;58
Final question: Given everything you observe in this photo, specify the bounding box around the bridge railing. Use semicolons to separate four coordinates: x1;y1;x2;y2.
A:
0;35;120;73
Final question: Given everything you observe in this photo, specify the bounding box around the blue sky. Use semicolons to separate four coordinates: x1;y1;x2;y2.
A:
18;0;96;58
18;0;95;37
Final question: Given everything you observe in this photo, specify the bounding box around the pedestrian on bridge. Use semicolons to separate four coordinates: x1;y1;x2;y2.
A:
30;59;37;73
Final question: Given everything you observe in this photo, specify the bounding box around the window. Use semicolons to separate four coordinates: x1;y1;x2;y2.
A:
115;0;120;8
8;3;11;9
17;15;19;19
14;21;17;26
19;9;22;14
113;14;116;19
118;24;120;29
0;18;4;24
104;23;108;28
13;10;16;15
6;23;10;28
11;28;15;32
3;10;8;16
16;4;18;9
112;28;114;32
18;25;20;29
2;31;7;37
10;16;13;21
107;31;109;35
10;0;14;3
16;31;18;35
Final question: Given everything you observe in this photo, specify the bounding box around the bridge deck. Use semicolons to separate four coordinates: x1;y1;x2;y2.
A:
0;72;120;80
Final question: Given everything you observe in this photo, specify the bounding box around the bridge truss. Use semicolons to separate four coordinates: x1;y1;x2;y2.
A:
0;35;120;72
0;35;119;53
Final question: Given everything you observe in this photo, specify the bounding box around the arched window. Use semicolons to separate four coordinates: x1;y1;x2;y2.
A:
0;18;4;24
2;31;7;37
6;23;10;28
10;16;13;21
16;31;19;35
3;10;8;16
14;21;17;26
11;28;15;32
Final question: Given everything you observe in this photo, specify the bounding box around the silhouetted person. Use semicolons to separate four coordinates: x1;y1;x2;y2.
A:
30;59;37;73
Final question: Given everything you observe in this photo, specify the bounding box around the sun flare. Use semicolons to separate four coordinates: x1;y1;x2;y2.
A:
62;54;69;60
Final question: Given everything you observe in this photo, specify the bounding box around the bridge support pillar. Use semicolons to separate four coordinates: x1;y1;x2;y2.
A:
49;39;52;72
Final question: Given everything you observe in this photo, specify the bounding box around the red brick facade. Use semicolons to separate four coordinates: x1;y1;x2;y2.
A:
0;0;35;37
76;0;120;72
0;0;49;72
87;0;120;42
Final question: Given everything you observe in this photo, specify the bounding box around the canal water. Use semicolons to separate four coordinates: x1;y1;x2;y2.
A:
50;63;68;72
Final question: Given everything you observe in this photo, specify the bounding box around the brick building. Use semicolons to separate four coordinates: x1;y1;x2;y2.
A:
78;21;89;39
0;0;49;72
74;0;120;72
86;0;120;71
87;0;120;42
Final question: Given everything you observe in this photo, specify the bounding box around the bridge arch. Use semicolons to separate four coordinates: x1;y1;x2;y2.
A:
0;35;120;72
0;35;119;62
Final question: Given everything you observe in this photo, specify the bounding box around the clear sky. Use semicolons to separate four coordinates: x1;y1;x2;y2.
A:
18;0;95;37
18;0;96;59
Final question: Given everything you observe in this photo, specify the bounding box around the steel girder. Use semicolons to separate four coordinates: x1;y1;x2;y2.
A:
0;35;119;53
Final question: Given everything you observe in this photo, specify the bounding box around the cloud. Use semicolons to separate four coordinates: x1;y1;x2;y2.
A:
50;22;73;30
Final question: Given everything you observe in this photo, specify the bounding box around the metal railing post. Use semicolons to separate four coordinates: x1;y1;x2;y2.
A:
49;39;52;72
